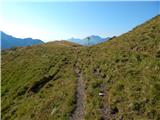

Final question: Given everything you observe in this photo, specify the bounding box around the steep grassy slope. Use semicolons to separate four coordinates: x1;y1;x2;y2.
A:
2;15;160;120
79;15;160;120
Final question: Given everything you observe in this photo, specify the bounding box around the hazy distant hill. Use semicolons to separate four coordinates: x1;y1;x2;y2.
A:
2;15;160;120
1;32;44;49
68;35;110;46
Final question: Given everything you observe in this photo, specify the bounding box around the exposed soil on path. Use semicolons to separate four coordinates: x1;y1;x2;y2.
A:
70;62;85;120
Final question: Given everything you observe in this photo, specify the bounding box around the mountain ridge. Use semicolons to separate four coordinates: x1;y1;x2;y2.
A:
2;15;160;120
67;35;110;46
1;31;44;49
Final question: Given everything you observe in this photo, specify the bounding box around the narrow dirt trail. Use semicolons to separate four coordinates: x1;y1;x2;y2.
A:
70;61;85;120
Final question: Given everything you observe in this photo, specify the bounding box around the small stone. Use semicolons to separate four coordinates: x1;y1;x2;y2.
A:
99;92;104;96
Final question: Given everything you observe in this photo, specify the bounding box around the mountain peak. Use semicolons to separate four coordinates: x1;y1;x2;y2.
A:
68;35;110;46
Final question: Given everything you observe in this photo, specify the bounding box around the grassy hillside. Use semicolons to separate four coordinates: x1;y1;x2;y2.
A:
2;15;160;120
80;15;160;120
2;41;83;120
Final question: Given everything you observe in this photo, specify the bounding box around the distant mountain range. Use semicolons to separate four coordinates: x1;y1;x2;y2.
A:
1;32;44;49
67;35;110;46
1;32;110;49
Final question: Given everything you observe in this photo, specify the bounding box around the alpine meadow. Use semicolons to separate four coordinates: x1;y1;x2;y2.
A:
2;15;160;120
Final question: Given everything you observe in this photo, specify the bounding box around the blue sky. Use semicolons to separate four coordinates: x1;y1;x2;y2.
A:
1;1;159;42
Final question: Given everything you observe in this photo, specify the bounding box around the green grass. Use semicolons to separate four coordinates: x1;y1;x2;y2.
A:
2;15;160;120
80;15;160;120
2;41;82;120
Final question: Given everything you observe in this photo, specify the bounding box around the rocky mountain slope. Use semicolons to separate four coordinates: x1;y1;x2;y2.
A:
2;15;160;120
